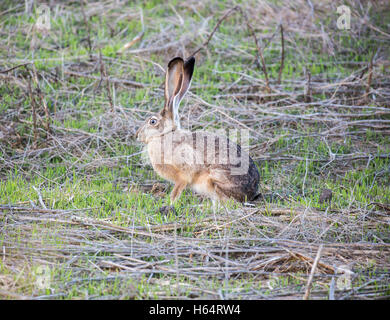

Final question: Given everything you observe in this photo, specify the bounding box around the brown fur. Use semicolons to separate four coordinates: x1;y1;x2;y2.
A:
136;57;260;204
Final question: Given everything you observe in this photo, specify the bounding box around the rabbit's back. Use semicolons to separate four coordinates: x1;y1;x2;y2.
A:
148;130;259;202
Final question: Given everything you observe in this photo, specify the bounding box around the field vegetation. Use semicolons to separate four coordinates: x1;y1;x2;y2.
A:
0;0;389;299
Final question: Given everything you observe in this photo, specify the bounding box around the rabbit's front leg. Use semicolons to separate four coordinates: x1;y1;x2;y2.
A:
170;181;187;203
159;181;187;216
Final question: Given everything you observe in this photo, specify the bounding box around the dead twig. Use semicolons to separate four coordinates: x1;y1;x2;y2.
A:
190;6;240;57
240;7;271;93
64;69;146;88
80;1;93;57
304;67;312;103
277;24;285;85
99;52;114;112
117;8;144;55
365;51;375;102
26;74;38;145
303;244;324;300
0;62;31;74
30;66;51;136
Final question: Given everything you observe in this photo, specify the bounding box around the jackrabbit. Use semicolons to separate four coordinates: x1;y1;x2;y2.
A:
136;56;259;204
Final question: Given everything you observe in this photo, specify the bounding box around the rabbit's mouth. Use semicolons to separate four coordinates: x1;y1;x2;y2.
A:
135;127;145;143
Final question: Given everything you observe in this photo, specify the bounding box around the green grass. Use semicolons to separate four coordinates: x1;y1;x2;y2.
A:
0;0;389;300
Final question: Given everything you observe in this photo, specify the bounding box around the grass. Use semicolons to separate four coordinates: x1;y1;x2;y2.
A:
0;0;389;299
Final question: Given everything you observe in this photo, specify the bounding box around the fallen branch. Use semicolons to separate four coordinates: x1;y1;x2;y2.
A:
277;24;285;85
303;244;324;300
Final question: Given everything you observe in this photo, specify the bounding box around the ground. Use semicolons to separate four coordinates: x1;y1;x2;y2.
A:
0;0;389;299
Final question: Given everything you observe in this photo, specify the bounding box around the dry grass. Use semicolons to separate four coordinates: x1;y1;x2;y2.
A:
0;0;389;299
1;204;389;299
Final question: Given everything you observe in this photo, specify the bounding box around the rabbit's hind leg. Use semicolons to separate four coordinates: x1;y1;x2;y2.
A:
214;183;239;202
211;184;233;215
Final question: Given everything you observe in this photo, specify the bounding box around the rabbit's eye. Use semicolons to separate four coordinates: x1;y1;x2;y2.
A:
149;118;158;126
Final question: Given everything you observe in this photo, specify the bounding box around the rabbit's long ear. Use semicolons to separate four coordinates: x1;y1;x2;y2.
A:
177;56;195;103
171;56;195;127
162;57;184;119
